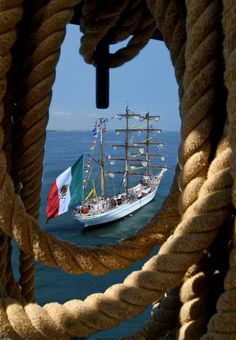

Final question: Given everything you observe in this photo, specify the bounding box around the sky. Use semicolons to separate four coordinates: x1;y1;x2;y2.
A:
47;24;180;131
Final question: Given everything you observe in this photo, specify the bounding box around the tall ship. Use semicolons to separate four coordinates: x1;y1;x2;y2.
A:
72;107;168;229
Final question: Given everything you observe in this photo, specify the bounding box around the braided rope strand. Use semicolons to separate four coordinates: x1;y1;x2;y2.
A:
177;0;225;337
0;0;24;303
11;0;80;302
123;0;187;337
179;270;209;339
108;7;157;68
147;1;223;338
202;228;236;339
80;0;158;68
1;5;27;302
106;0;144;43
222;1;236;209
120;286;181;339
147;0;186;88
0;232;9;297
201;0;236;337
179;0;222;214
79;0;128;64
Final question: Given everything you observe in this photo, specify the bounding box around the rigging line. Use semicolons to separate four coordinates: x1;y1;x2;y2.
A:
84;154;100;190
84;188;96;202
84;165;93;188
92;179;98;201
84;127;100;188
85;170;100;200
129;135;135;144
140;136;153;143
118;176;124;192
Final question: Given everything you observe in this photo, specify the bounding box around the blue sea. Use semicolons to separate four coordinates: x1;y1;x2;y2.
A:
14;130;179;339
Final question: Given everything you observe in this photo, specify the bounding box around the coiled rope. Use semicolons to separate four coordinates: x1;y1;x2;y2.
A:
174;0;226;338
201;0;236;338
79;0;157;67
122;1;187;337
0;0;182;281
129;1;228;338
0;0;235;339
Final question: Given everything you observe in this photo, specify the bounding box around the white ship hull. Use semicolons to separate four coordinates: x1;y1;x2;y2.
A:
74;184;159;229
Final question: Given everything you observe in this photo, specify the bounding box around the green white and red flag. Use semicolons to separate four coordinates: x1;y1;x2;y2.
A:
46;155;84;222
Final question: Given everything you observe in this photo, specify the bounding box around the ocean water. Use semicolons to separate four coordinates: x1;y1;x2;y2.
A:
14;130;179;339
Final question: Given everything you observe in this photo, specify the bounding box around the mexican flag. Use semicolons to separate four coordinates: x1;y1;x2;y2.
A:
46;155;84;222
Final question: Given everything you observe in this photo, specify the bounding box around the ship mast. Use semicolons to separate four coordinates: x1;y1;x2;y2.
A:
100;119;105;197
124;107;129;197
106;109;166;195
89;118;106;197
146;112;150;175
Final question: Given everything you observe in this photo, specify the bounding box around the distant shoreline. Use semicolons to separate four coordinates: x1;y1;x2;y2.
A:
46;129;179;133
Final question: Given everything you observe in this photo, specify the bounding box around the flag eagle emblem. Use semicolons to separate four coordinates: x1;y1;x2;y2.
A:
59;184;69;199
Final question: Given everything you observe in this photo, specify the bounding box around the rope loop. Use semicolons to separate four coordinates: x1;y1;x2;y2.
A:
79;0;157;67
0;0;236;338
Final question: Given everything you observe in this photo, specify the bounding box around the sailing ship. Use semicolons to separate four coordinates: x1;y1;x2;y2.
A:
73;107;168;229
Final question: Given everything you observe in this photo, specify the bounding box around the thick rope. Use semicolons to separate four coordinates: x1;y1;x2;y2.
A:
1;2;181;279
140;1;224;338
0;0;81;303
179;269;209;339
176;0;225;337
0;0;186;308
222;0;236;209
179;0;223;214
0;0;184;280
147;286;181;339
0;0;25;303
147;0;186;88
4;240;22;301
120;286;181;339
12;0;80;217
11;0;80;302
79;0;129;64
79;0;157;67
104;0;145;43
0;158;180;275
0;0;234;338
0;231;9;297
202;227;236;340
3;245;22;302
108;10;157;68
1;1;26;302
2;0;74;301
122;0;187;337
179;214;232;340
0;130;232;339
1;72;19;301
1;1;182;281
200;0;236;338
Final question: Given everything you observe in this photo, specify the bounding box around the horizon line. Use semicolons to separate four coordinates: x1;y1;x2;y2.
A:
46;129;180;132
